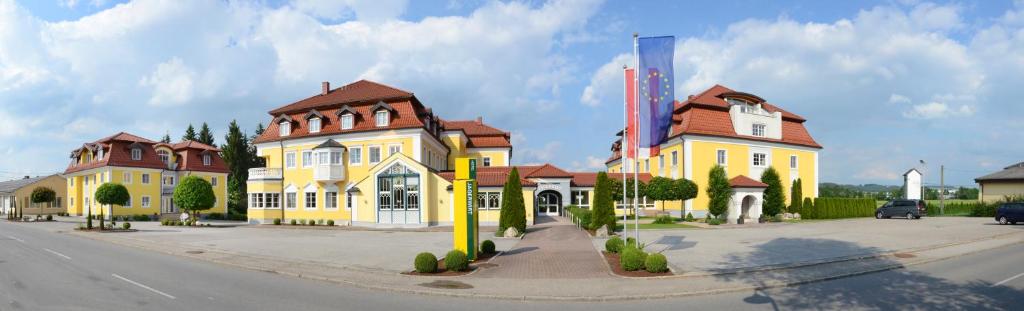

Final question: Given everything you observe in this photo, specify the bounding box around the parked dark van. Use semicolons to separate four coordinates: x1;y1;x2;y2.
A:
995;202;1024;225
875;199;926;220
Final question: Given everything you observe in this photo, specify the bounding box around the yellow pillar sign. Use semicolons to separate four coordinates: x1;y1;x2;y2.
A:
453;157;479;261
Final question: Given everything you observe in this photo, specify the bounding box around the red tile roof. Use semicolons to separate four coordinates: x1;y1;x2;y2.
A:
268;80;413;115
442;119;512;148
254;99;428;143
729;175;768;188
64;133;228;174
569;172;653;187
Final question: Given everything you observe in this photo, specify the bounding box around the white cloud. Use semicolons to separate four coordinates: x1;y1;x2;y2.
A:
903;102;974;119
570;155;607;171
580;53;630;107
888;94;911;104
519;141;562;163
139;57;196;106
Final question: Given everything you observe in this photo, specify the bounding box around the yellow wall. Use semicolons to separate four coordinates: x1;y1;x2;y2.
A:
979;182;1024;203
11;175;67;216
688;139;817;212
66;167;226;218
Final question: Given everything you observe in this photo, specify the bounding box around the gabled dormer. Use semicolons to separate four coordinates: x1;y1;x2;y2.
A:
370;101;395;127
128;142;146;161
304;109;325;133
721;92;782;139
274;114;294;137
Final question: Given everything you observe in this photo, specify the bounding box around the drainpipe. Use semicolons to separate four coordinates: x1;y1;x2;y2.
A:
280;140;285;222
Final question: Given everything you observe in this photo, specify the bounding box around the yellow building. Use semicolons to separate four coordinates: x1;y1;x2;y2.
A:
607;85;822;223
63;133;229;219
0;175;67;217
247;80;616;227
975;162;1024;203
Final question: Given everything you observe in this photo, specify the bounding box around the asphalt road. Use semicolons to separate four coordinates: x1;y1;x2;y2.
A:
2;221;1023;311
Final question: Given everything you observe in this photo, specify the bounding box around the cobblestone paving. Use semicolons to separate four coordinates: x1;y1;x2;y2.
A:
472;216;612;279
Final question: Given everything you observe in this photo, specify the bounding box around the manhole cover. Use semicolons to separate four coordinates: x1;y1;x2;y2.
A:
186;250;205;254
419;280;473;289
894;253;915;258
475;263;498;269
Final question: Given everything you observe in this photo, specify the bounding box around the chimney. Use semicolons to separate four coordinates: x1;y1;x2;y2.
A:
475;116;482;124
321;81;330;95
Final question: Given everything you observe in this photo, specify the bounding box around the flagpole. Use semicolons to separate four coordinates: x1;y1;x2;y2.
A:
632;32;640;242
621;65;628;239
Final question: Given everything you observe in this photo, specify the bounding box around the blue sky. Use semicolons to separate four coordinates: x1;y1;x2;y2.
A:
2;0;1023;187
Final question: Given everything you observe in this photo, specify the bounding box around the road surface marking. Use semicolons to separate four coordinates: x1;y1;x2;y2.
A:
992;271;1024;287
112;274;176;299
43;248;72;260
6;235;25;243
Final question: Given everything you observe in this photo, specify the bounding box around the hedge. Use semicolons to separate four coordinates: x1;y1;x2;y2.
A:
927;202;997;217
802;198;876;219
567;206;592;228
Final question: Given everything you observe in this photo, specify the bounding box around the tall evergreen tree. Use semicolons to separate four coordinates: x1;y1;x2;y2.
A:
160;132;171;143
591;172;615;230
221;120;251;214
760;166;786;217
183;124;198;142
706;165;732;218
249;123;266;168
789;178;803;214
498;168;526;234
198;122;215;146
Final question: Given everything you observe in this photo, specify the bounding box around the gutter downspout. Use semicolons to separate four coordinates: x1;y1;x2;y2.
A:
280;140;285;222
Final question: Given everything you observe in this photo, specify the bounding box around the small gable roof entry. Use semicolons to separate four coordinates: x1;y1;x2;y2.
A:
303;109;325;120
729;175;768;188
273;114;294;124
370;101;396;113
314;139;346;149
336;105;359;116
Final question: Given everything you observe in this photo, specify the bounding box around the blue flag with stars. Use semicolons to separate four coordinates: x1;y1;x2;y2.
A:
637;36;675;157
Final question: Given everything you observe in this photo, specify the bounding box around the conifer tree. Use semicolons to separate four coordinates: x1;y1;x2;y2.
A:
706;165;732;218
591;172;615;230
183;124;198;142
761;166;786;217
197;122;215;146
498;168;526;234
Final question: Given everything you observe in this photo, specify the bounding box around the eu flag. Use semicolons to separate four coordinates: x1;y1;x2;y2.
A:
637;36;675;157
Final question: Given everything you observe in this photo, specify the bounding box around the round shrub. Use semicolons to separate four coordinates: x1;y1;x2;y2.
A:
645;253;668;273
122;222;131;230
481;240;496;254
161;219;168;226
46;215;53;221
444;250;469;272
273;218;281;225
290;219;297;225
620;247;647;271
605;236;624;253
414;252;438;273
307;219;316;226
326;220;335;226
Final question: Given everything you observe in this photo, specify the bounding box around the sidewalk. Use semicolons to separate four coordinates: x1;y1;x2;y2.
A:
472;216;609;279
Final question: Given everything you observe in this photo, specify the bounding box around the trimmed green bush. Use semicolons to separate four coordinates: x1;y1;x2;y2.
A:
122;222;131;230
772;214;784;222
708;218;724;225
802;198;875;219
605;236;624;253
481;240;496;254
326;220;335;226
620;247;647;271
645;253;668;273
498;168;527;234
789;178;803;214
591;172;616;230
760;167;785;217
567;206;592;228
307;219;316;226
444;250;469;272
414;252;438;273
45;215;53;221
273;218;282;225
651;214;674;224
290;219;297;225
685;212;695;222
706;165;733;218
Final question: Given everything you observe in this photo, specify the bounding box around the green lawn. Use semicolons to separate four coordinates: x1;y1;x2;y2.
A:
616;222;701;230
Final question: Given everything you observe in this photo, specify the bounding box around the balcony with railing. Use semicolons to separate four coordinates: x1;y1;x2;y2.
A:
313;164;345;182
248;168;283;180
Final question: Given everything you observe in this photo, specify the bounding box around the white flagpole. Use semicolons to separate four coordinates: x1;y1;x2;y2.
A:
621;65;628;237
632;33;640;242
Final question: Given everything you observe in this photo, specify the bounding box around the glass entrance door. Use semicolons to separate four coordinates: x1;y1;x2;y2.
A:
537;191;561;216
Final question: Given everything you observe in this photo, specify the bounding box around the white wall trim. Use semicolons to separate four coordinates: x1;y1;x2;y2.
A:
681;134;821;153
684;139;693;212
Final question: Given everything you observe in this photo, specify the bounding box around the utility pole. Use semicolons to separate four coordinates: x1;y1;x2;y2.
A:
940;165;945;215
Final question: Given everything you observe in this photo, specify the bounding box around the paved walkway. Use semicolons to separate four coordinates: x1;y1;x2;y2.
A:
472;216;611;279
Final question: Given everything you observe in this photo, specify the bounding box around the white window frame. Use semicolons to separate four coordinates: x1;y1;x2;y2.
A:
375;111;389;127
482;157;491;167
203;154;211;166
308;117;321;133
123;172;132;184
368;146;381;164
211;177;218;186
304;191;317;210
340;114;353;130
659;154;665;170
141;174;150;184
388;144;401;157
752;123;766;137
302;151;313;168
325;191;338;210
753;152;767;167
141;196;151;208
125;195;132;208
279;121;291;136
671;151;678;167
716;149;727;166
285;151;296;169
348;146;362;166
329;151;342;165
644;159;650;172
790;155;798;169
345;192;353;210
285;192;297;210
131;148;142;160
158;150;170;166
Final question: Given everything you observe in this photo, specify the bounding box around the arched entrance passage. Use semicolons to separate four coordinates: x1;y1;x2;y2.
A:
537;190;561;216
740;195;757;221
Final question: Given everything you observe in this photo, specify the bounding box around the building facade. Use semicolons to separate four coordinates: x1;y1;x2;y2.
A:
63;133;229;218
0;175;67;217
246;80;632;227
607;85;822;223
975;162;1024;203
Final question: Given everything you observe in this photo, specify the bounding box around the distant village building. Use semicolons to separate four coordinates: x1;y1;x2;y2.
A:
974;162;1024;203
0;175;67;216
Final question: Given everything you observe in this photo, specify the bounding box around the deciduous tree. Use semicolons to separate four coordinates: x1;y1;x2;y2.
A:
95;183;129;230
173;176;216;225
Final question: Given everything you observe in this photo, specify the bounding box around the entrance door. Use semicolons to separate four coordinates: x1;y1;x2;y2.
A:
161;197;177;214
537;191;561;216
376;163;420;225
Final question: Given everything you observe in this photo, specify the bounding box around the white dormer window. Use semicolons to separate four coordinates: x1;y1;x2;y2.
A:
97;149;104;160
375;111;389;127
752;124;766;137
341;114;353;130
308;118;321;133
279;122;291;136
131;148;142;160
157;150;170;167
203;154;211;166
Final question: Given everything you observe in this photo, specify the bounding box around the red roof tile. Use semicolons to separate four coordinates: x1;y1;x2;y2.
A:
268;80;413;115
442;119;512;148
254;99;428;144
569;172;653;187
64;133;228;174
729;175;768;188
